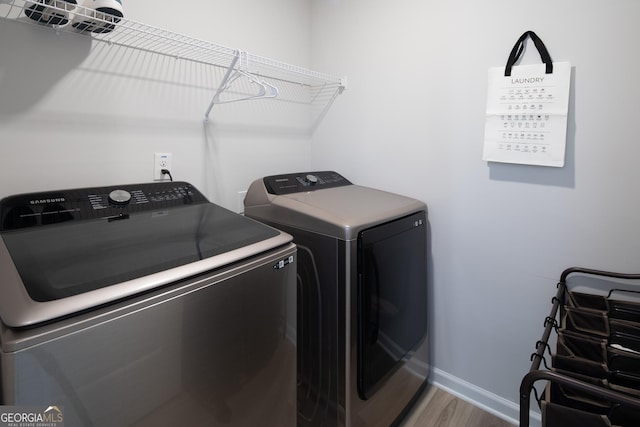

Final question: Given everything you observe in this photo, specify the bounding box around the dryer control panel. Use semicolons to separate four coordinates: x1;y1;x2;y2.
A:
263;171;352;195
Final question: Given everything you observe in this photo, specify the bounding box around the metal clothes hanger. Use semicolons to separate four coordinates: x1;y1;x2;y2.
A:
205;49;279;120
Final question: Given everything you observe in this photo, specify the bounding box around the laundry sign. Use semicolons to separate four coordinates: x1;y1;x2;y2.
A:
483;31;571;167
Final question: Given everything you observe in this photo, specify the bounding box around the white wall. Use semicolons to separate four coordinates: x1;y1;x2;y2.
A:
310;0;640;423
3;0;640;424
0;0;313;210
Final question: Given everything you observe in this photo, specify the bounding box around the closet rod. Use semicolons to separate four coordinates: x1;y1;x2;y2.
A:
93;36;338;92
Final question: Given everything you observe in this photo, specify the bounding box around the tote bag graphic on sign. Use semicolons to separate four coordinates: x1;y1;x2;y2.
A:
483;31;571;167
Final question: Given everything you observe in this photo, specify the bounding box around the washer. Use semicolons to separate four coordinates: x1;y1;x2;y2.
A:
244;171;429;427
0;181;297;426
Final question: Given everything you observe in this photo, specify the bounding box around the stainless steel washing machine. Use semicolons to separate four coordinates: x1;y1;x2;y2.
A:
244;171;429;427
0;181;297;427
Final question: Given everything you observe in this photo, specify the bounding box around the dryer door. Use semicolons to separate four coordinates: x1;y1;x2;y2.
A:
356;211;428;400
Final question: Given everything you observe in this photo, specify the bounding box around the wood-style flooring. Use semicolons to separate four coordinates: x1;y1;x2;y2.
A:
399;386;516;427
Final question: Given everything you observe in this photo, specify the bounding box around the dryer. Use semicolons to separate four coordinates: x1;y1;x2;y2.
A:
244;171;429;427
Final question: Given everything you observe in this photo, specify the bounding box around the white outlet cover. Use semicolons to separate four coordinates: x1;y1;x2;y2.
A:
154;152;172;181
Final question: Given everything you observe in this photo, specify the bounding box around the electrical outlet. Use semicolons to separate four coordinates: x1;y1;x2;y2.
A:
153;153;172;181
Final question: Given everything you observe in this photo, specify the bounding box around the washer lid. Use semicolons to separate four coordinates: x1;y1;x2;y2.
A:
0;182;291;327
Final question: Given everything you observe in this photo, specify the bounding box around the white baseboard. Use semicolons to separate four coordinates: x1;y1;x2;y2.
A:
430;368;542;427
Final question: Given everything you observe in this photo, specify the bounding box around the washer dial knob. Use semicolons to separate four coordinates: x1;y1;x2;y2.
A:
108;189;132;205
305;174;319;185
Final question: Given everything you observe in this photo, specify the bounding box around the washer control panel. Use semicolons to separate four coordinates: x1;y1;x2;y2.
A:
263;171;352;195
0;181;208;230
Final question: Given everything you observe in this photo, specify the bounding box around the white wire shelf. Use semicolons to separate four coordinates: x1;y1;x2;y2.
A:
0;0;346;127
